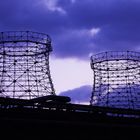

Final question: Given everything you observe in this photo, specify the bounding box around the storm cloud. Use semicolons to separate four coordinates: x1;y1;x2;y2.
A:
0;0;140;59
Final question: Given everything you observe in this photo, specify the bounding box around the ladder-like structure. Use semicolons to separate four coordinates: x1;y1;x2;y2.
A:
90;51;140;109
0;31;55;99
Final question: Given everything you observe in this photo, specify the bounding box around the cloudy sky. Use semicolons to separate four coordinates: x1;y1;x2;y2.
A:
0;0;140;103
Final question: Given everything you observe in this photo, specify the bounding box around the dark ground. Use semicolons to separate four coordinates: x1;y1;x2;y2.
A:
0;107;140;140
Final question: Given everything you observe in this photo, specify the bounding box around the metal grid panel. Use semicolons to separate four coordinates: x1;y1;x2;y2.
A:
0;31;55;99
90;51;140;109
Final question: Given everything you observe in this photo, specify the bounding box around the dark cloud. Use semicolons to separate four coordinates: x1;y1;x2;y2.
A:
0;0;140;59
0;0;67;32
59;85;92;104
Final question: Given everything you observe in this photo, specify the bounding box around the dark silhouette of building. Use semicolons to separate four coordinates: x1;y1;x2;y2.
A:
0;96;140;139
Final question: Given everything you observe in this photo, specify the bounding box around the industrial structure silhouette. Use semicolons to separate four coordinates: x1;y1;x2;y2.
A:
90;51;140;109
0;31;55;99
0;31;140;139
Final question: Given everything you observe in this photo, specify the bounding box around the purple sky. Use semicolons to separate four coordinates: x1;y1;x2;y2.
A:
0;0;140;103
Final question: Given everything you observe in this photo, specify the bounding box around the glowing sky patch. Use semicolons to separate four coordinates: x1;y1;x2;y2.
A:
90;28;100;37
71;0;76;4
50;57;93;94
43;0;66;14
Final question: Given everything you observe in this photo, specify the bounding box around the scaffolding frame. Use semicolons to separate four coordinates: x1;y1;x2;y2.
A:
90;51;140;109
0;31;55;99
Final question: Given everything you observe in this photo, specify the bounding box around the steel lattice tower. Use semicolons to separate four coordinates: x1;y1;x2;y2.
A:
0;31;55;99
90;51;140;109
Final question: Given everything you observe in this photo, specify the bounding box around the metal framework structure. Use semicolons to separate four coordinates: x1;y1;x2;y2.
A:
90;51;140;109
0;31;55;99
